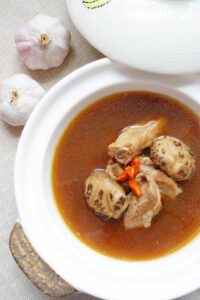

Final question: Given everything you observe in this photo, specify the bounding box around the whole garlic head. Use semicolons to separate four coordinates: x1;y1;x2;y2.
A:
15;14;71;70
0;74;45;126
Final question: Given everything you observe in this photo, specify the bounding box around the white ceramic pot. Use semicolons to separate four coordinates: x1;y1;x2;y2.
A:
15;58;200;300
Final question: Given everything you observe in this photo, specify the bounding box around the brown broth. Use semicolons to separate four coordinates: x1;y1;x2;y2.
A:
52;91;200;260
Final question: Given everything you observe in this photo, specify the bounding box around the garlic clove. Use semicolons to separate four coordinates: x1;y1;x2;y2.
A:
15;15;71;70
0;74;45;126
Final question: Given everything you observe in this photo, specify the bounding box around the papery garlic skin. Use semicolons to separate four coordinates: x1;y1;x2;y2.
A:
15;15;71;70
0;74;45;126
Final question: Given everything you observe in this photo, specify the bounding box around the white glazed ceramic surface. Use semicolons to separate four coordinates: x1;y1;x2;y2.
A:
15;59;200;300
67;0;200;74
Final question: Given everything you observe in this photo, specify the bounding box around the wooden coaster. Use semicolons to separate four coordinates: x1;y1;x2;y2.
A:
9;221;78;297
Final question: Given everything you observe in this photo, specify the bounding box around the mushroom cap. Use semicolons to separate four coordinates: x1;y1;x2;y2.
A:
84;171;128;219
150;136;195;181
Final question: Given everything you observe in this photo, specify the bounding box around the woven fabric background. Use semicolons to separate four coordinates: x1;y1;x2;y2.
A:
0;1;199;300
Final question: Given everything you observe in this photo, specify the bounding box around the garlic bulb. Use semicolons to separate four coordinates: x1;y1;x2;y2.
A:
0;74;45;126
15;14;71;70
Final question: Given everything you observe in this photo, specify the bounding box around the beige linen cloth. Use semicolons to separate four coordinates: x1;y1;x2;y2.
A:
0;1;199;300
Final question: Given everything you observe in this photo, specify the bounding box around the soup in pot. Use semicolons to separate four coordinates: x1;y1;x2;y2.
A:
52;91;200;260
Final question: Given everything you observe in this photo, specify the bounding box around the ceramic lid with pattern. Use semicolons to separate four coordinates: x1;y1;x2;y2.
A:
67;0;200;74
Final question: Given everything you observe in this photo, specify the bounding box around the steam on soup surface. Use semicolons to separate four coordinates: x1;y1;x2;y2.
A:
52;91;200;260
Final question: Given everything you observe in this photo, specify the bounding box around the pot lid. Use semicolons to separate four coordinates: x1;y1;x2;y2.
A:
67;0;200;74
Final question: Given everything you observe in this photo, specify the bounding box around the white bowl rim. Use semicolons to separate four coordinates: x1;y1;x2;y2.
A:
15;58;200;300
